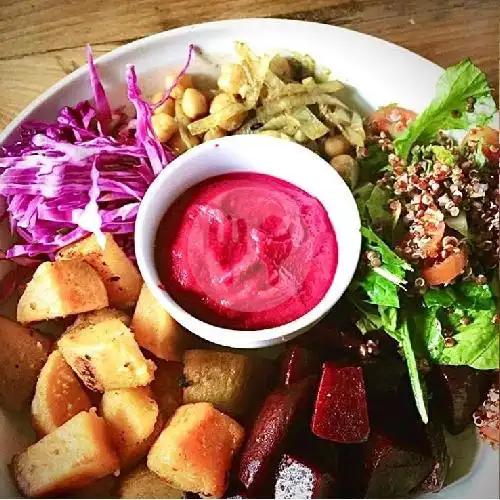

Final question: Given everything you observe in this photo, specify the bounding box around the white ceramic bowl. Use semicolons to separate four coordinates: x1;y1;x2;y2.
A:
135;134;361;348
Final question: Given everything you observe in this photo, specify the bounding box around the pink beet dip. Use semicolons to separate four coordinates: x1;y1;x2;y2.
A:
155;172;338;330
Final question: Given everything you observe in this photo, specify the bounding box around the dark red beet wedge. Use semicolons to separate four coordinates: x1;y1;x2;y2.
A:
311;363;370;443
430;365;492;434
361;426;434;498
274;454;336;499
416;420;450;493
279;345;321;386
298;321;364;357
237;376;318;494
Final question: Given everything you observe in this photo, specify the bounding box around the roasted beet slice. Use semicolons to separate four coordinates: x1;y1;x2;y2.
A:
237;376;317;493
430;365;492;434
274;454;337;499
299;321;364;356
311;363;370;443
362;357;405;406
361;426;434;498
416;420;450;493
279;346;321;386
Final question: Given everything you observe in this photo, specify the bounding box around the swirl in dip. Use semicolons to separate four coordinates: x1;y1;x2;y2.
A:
155;172;338;330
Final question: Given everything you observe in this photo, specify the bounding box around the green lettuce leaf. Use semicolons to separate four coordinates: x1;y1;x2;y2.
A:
423;287;457;308
394;59;496;159
354;182;374;222
358;144;389;183
360;271;400;308
351;297;384;334
397;319;429;424
457;281;494;310
412;308;445;360
366;185;394;233
439;308;498;369
350;296;429;423
360;226;412;276
422;282;499;370
431;145;455;166
356;226;412;308
379;305;398;333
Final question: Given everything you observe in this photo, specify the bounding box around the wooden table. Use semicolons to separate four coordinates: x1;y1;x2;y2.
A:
0;0;498;130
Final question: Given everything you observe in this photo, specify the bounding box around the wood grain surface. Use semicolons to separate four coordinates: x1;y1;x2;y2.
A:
0;0;498;130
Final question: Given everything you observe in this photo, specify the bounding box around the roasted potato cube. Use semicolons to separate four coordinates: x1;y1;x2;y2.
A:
17;261;108;324
11;410;119;497
57;234;142;309
0;315;52;411
72;307;131;330
58;318;156;392
131;284;188;361
32;350;92;436
151;360;183;420
183;350;267;417
101;387;162;467
147;402;244;497
118;464;183;498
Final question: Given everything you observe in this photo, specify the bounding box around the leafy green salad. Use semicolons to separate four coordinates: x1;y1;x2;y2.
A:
346;59;499;423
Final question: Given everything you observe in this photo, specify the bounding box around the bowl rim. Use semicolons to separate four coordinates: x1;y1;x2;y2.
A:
135;134;361;348
0;17;443;147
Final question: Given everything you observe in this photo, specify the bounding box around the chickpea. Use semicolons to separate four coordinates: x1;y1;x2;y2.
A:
151;91;175;116
209;92;236;114
329;154;359;188
324;134;350;157
217;63;247;95
168;131;187;155
269;56;293;82
151;113;178;143
182;129;201;149
168;130;200;155
181;88;208;120
203;127;226;142
210;93;248;132
164;72;193;99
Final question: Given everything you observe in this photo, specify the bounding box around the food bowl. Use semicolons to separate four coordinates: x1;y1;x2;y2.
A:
135;134;361;348
1;18;498;499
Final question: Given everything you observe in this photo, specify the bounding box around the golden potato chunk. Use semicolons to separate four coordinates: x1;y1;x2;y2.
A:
31;350;92;436
0;315;52;411
150;360;183;420
17;260;108;324
101;387;161;467
147;402;244;497
131;284;188;361
72;307;131;329
57;233;143;309
58;318;156;392
119;464;183;499
183;350;268;417
11;410;119;497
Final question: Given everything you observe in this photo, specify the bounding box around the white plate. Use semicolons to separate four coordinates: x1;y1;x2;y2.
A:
0;18;498;499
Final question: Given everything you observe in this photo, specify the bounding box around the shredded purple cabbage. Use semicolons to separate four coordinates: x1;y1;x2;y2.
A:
86;45;113;134
0;45;193;261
